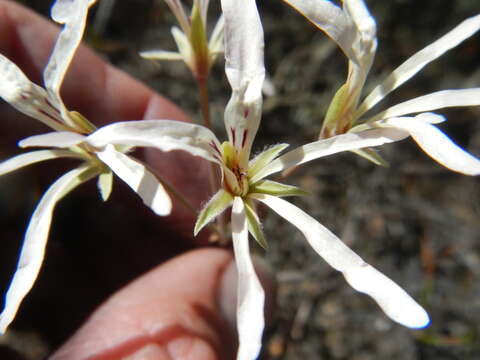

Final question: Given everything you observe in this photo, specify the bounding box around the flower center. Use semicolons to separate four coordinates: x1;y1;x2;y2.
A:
221;141;249;197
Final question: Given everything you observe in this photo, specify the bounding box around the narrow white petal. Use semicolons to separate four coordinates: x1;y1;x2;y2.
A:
171;26;194;68
255;194;430;329
96;145;172;216
343;0;377;59
231;197;265;360
164;0;191;35
0;164;97;334
251;128;409;182
221;0;265;162
342;265;430;329
284;0;376;70
198;0;210;23
208;15;225;54
343;0;376;42
221;0;265;97
367;88;480;122
223;91;263;165
380;115;480;175
86;120;222;164
0;150;83;176
140;50;184;61
358;14;480;116
342;0;377;94
19;131;86;148
0;55;65;131
44;0;97;117
282;0;354;59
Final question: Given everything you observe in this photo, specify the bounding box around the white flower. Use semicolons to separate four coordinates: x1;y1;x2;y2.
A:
140;0;224;82
0;0;173;334
284;0;480;175
82;0;430;358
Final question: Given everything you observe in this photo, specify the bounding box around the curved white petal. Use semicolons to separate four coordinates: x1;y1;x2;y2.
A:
0;150;83;176
367;88;480;122
358;14;480;116
19;131;86;148
0;164;97;334
231;197;265;360
251;128;409;182
86;120;222;164
44;0;97;120
221;0;265;161
282;0;353;58
0;55;65;131
283;0;376;69
96;145;172;216
380;114;480;175
255;194;430;329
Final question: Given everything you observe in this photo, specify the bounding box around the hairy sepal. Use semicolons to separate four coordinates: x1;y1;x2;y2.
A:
244;200;267;249
194;189;233;236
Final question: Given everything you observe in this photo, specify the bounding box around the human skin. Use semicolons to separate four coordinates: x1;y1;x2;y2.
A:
0;1;274;359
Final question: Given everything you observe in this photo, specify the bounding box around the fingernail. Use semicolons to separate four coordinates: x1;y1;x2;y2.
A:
218;255;276;332
166;335;217;360
123;343;171;360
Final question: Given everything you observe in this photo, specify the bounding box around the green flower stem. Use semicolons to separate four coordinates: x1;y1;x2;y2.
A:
197;78;211;129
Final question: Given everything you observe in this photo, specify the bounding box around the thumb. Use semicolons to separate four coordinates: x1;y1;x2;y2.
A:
50;249;237;360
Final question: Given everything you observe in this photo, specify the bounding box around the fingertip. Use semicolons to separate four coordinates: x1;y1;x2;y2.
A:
49;249;235;360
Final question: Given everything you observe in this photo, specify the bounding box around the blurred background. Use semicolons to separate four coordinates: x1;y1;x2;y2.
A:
0;0;479;359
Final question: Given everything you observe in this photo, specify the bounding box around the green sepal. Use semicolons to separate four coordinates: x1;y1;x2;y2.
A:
97;170;113;201
244;200;268;250
351;148;389;167
190;1;209;77
250;179;308;197
69;111;97;134
58;164;100;199
248;143;289;180
321;83;349;136
194;189;233;236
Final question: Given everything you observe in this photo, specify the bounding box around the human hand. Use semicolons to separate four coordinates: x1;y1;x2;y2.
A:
0;1;273;359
